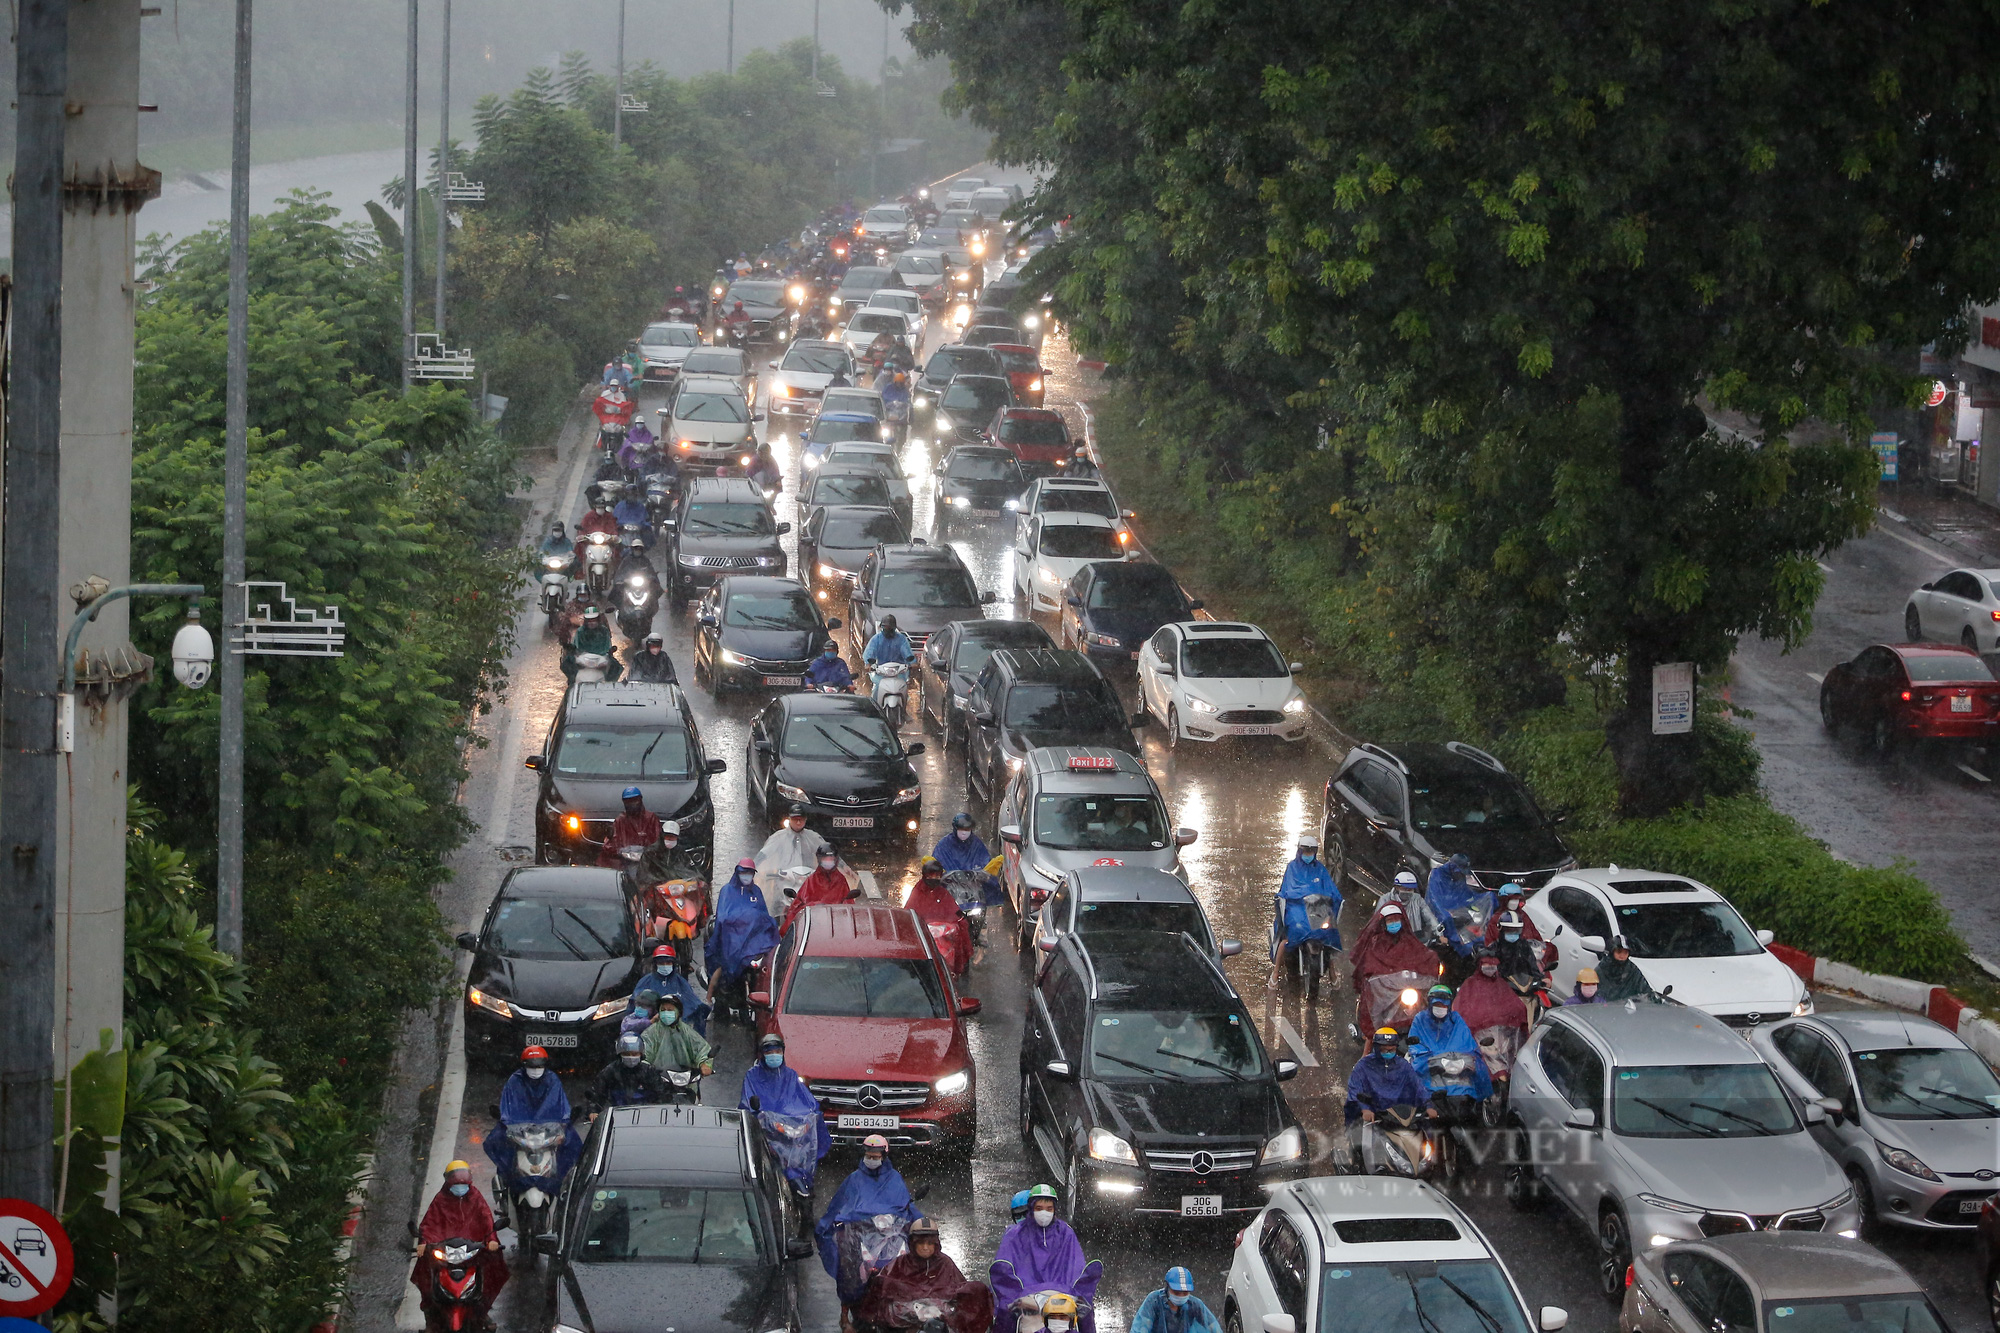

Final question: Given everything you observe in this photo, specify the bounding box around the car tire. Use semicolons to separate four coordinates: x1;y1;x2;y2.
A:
1819;687;1839;734
1019;1072;1036;1150
1064;1147;1097;1229
1326;832;1351;886
1848;1168;1880;1241
1869;713;1896;759
1986;1262;2000;1333
1597;1207;1633;1305
1504;1126;1543;1212
1225;1307;1244;1333
1966;627;1981;653
1166;705;1181;750
1907;605;1924;642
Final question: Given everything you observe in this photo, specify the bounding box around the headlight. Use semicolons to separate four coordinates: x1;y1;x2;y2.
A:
789;284;806;302
1024;314;1041;329
1876;1141;1939;1181
1028;378;1043;392
818;563;838;578
590;996;630;1020
1637;1193;1705;1214
1185;696;1217;713
776;781;809;803
1399;987;1420;1008
970;240;986;257
755;556;780;568
1088;1128;1138;1163
935;1070;971;1097
894;785;922;804
914;392;929;407
1030;861;1064;885
1793;997;1813;1016
1007;753;1025;771
1038;566;1060;584
1087;633;1120;647
1261;1125;1304;1165
1283;698;1306;714
775;383;791;397
628;575;646;587
543;556;568;570
719;649;747;665
828;302;841;316
935;412;954;430
950;495;971;508
467;986;514;1017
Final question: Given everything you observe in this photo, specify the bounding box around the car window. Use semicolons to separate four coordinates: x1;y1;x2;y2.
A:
812;419;879;445
1005;681;1128;734
781;712;902;759
783;347;851;375
940;379;1012;416
821;391;883;417
784;955;944;1018
1316;1259;1535;1333
1038;525;1125;560
877;566;980;608
839;269;894;293
1609;900;1761;957
1032;793;1168;851
1763;1294;1948;1333
680;350;743;376
1258;1215;1308;1325
1851;1046;2000;1119
812;476;893;508
1345;761;1401;819
643;324;699;346
1903;653;1996;683
863;207;910;225
824;446;895;472
1611;1062;1800;1137
683;503;775;538
1546;886;1613;940
579;1187;764;1264
555;725;695;779
723;589;819;630
822;512;907;549
1043;957;1088;1055
948;452;1023;482
1408;772;1539;831
727;281;785;305
954;630;1045;675
852;312;909;333
489;896;634;961
896;255;943;275
1149;627;1177;661
993;349;1040;375
1858;647;1900;677
1077;899;1205;940
1091;1006;1265;1079
1036;487;1114;518
1085;566;1184;615
1177;637;1286;678
1677;1255;1755;1333
1535;1024;1590;1111
674;393;749;424
1771;1024;1849;1102
1939;571;1983;600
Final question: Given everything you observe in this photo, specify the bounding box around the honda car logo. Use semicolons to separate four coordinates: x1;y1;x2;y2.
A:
1192;1150;1213;1175
546;1010;560;1021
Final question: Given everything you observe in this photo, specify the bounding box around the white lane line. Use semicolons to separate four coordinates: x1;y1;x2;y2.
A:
395;996;471;1331
1804;671;1824;684
1273;1015;1319;1068
1873;520;1956;565
860;870;883;901
1956;762;1992;785
1817;562;1833;574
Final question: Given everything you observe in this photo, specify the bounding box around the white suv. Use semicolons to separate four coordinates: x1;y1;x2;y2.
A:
1225;1176;1566;1333
1136;622;1308;745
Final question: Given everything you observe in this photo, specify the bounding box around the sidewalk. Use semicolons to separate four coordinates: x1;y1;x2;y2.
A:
1876;480;2000;567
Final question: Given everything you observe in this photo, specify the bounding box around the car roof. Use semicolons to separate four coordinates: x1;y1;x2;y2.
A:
988;343;1036;356
677;373;745;391
1806;1009;1965;1053
778;691;883;719
599;1105;754;1189
1075;930;1228;1004
681;347;744;362
1680;1233;1924;1300
686;478;767;502
801;903;933;959
1035;511;1120;529
1070;865;1196;903
817;412;878;424
567;681;687;723
790;339;846;352
868;288;923;302
1552;1002;1764;1064
1174;620;1264;639
957;619;1052;645
1025;746;1151;794
947;445;1016;462
1550;868;1716;901
993;647;1107;684
878;542;964;566
1885;642;1988;663
642;322;700;336
1351;740;1512;782
1285;1178;1496;1261
717;576;810;596
1086;561;1176;585
501;865;630;900
1035;477;1108;493
1004;408;1063;422
945;373;1011;390
827;439;894;453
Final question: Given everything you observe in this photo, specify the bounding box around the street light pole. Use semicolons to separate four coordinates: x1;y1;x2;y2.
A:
614;0;625;148
401;0;418;392
220;0;252;959
727;0;735;75
434;0;450;337
811;0;820;85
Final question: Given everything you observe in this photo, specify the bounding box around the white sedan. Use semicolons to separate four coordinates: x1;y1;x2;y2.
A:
1010;512;1134;612
838;308;918;361
1136;622;1308;745
1522;868;1811;1023
864;289;928;343
1905;566;2000;652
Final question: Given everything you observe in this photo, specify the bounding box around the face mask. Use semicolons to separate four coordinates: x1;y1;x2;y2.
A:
1579;984;1598;999
820;857;837;869
621;1054;641;1067
1430;1004;1449;1019
863;1156;885;1171
1378;1050;1397;1062
660;1012;678;1027
1301;852;1315;862
1033;1208;1055;1228
663;838;678;849
1168;1295;1190;1309
656;964;673;976
955;829;971;841
1385;920;1402;934
526;1066;546;1080
1503;931;1521;943
449;1182;471;1198
1479;964;1499;978
1048;1322;1071;1333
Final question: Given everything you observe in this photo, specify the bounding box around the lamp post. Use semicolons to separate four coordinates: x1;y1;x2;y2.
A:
221;0;252;958
401;0;419;393
434;0;451;337
613;0;625;147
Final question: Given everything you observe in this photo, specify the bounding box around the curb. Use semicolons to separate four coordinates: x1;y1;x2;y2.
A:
1769;943;2000;1067
309;1153;375;1333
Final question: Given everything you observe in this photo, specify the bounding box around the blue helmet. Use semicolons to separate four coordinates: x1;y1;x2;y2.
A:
1009;1189;1031;1218
1165;1267;1194;1293
622;786;643;800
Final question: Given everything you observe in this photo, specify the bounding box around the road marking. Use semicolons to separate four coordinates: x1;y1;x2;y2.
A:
1873;520;1955;566
1956;762;1992;785
395;993;470;1331
1817;561;1832;574
860;870;883;900
1273;1015;1319;1068
1804;671;1824;684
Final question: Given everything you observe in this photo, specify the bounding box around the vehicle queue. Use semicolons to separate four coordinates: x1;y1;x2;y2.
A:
415;180;1994;1333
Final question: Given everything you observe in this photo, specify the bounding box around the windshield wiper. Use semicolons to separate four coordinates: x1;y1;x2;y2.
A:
1432;1270;1505;1333
1094;1051;1174;1079
1686;1100;1782;1133
1916;1084;2000;1116
1156;1046;1249;1082
547;926;593;961
1400;1270;1447;1333
564;908;618;957
635;732;665;777
807;727;863;760
835;723;893;756
1631;1097;1722;1137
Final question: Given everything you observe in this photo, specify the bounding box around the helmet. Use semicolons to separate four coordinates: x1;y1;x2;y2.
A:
659;992;685;1013
1042;1296;1079;1321
736;856;758;870
921;856;943;874
1297;834;1319;850
789;801;809;816
952;812;975;830
1371;1027;1400;1049
617;1033;643;1055
1027;1183;1058;1202
1475;945;1498;961
1010;1189;1031;1217
633;988;659;1007
1427;983;1453;1003
1378;901;1404;918
521;1045;549;1063
862;1134;891;1150
445;1159;472;1177
908;1218;941;1242
661;819;681;836
1392;870;1419;890
880;614;898;632
583;605;603;620
1576;967;1600;985
758;1033;785;1051
651;943;677;959
1610;934;1632;953
623;786;643;800
1496;910;1526;931
550;520;568;537
1165;1268;1195;1293
1447;852;1472;870
1501;882;1526;898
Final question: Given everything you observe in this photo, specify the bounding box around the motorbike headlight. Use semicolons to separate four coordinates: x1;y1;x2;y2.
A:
1283;698;1307;714
1088;1128;1138;1163
950;495;971;508
590;996;630;1021
1184;696;1217;712
1383;1141;1413;1174
628;575;646;587
776;781;809;803
1876;1141;1940;1181
1028;378;1043;392
895;785;922;804
1261;1125;1305;1165
544;556;568;570
467;986;514;1017
1399;987;1420;1008
935;1070;971;1097
1024;314;1041;329
719;649;747;665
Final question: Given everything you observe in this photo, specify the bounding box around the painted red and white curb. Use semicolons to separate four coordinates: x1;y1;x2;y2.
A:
1771;944;2000;1066
309;1152;373;1333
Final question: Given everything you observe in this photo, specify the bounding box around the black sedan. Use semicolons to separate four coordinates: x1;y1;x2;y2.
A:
456;866;642;1072
745;693;926;843
933;374;1015;446
693;576;839;695
801;504;908;592
1057;560;1202;663
933;445;1028;531
912;344;1002;412
918;617;1055;741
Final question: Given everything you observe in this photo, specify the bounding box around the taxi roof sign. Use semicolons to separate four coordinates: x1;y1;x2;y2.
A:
1067;755;1116;770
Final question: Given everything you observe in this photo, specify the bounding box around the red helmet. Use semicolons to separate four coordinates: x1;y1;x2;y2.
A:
521;1045;549;1062
651;943;677;959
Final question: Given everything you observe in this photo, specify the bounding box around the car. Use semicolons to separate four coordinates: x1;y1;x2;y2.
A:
864;288;928;337
1136;621;1310;745
799;412;887;467
1525;869;1811;1022
937;244;985;304
694;576;840;695
674;345;756;402
917;617;1057;740
1623;1232;1944;1333
996;746;1194;930
838;308;918;361
969;187;1013;223
665;477;791;609
816;386;888;426
987;344;1046;407
855;203;917;254
1227;1178;1567;1333
961;323;1019;350
1818;641;2000;752
527;681;725;870
830;265;896;322
847;540;995;659
662;375;760;473
912;345;1003;412
457;865;642;1070
818;441;911;491
1021;474;1125;523
1011;513;1135;612
933;373;1015;445
1904;566;2000;651
933;445;1028;529
764;341;855;421
637;320;703;381
1320;740;1576;893
801;505;908;592
721;278;798;344
1507;1002;1863;1304
942;178;986;209
915;225;969;249
1058;561;1201;663
1748;1009;2000;1230
888;249;950;301
1033;864;1240;961
752;902;980;1148
966;651;1139;798
799;464;909;536
744;692;925;842
937;210;985;238
1019;929;1303;1222
540;1105;813;1333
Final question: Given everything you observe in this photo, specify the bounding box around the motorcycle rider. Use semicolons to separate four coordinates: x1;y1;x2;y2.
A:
1453;947;1530;1043
749;442;783;494
805;641;855;691
931;812;992;877
620;339;645;386
1482;883;1546;953
600;786;663;869
410;1160;507;1332
1128;1268;1223;1333
724;300;752;340
880;371;912;429
863;614;915;668
1425;852;1493;974
539;518;575;567
741;1033;830;1222
652;819;708;885
854;1215;994;1333
575;496;620;564
621;987;661;1040
1406;983;1494;1105
561;606;623;681
481;1046;584;1202
593;379;634;433
613;486;652;537
1382;868;1446;943
1268;834;1341;992
1591;935;1651;1001
904;857;972;975
1491;910;1547;983
634;943;711;1034
1344;1028;1437;1159
1563;966;1606;1005
990;1185;1101;1333
816;1135;925;1320
629;632;678;683
1065;446;1098;480
708;859;780;1016
781;842;859;935
1349;900;1443;1032
640;993;715;1078
757;804;833;879
588;1032;671;1113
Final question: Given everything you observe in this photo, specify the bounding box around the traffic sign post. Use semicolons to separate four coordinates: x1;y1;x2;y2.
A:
0;1199;73;1318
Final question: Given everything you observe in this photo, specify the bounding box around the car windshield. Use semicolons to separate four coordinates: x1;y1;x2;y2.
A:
929;348;999;378
579;1187;764;1264
814;475;893;508
555;725;695;779
1005;680;1123;729
1181;638;1289;678
852;313;907;333
1036;487;1113;517
1763;1295;1946;1333
993;350;1040;374
1903;654;1997;683
1039;525;1125;559
877;567;980;608
840;269;893;293
1078;900;1206;939
823;513;907;548
643;324;699;346
674;393;748;425
870;295;920;313
782;712;901;759
949;453;1021;482
1033;793;1168;850
822;392;882;417
813;418;878;445
488;896;634;961
1611;901;1762;958
1407;773;1541;831
897;255;943;275
1085;567;1184;615
724;589;818;630
1089;1008;1263;1079
941;380;1011;415
1316;1260;1534;1333
785;347;851;375
953;631;1044;673
1852;1046;2000;1119
729;281;784;305
1611;1062;1800;1138
918;230;960;246
683;503;775;538
863;208;909;225
784;956;945;1018
681;351;742;376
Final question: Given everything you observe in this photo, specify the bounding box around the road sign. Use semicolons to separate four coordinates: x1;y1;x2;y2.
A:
1871;431;1901;480
1651;662;1695;735
1928;380;1950;408
0;1199;74;1317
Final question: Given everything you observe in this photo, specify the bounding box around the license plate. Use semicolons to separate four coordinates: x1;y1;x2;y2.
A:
838;1114;899;1130
524;1033;579;1048
1963;1199;1986;1214
763;676;803;687
1953;696;1974;713
832;816;874;829
1236;725;1276;736
1129;651;1140;660
1180;1195;1223;1218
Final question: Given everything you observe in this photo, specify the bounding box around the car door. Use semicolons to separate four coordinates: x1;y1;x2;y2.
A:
967;662;1005;788
1767;1023;1860;1159
921;625;955;722
1940;570;1986;642
1255;1214;1310;1333
1661;1254;1755;1333
1139;626;1177;719
748;704;779;805
1541;884;1614;991
1014;517;1039;592
1347;760;1407;885
998;771;1028;908
1025;956;1087;1174
1526;1022;1606;1215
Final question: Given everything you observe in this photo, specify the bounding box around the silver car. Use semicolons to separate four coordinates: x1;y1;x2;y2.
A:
1508;1003;1862;1305
1749;1009;2000;1230
1623;1231;1945;1333
637;320;703;382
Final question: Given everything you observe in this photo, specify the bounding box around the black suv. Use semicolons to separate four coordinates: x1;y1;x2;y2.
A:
913;345;1003;413
528;681;727;871
536;1105;813;1333
1320;740;1576;894
965;648;1137;798
917;617;1054;740
694;576;839;695
667;477;790;610
830;265;895;321
1020;930;1304;1223
847;541;995;659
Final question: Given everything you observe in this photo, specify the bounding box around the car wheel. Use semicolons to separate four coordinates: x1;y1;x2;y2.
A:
1848;1168;1880;1241
1166;705;1181;750
1819;687;1839;733
1326;832;1351;885
1907;605;1924;642
1869;713;1896;759
1597;1208;1633;1305
1504;1126;1543;1212
1064;1147;1097;1228
1225;1308;1244;1333
1966;627;1981;653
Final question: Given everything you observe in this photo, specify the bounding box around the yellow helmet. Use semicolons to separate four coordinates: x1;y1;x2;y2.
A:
1042;1295;1079;1321
1576;967;1600;985
444;1159;472;1176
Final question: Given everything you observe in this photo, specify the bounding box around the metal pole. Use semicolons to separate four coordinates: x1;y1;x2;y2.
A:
434;0;450;336
727;0;734;76
871;8;886;199
811;0;819;84
219;0;252;960
402;0;419;391
613;0;624;148
1;0;68;1207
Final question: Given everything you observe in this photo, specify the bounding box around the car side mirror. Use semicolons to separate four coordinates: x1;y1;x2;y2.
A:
1814;1096;1845;1125
1755;928;1775;947
1539;1310;1568;1333
1065;595;1082;608
524;754;545;771
1172;826;1198;847
1218;939;1242;958
975;710;997;726
957;996;982;1016
1564;1108;1598;1131
1289;662;1304;673
1921;581;1935;592
533;1231;561;1257
999;823;1023;844
980;590;998;604
1037;934;1057;952
754;739;774;753
906;742;926;756
1274;1059;1299;1082
778;522;792;534
1044;1060;1074;1081
1803;1102;1827;1126
1188;600;1203;611
826;617;842;630
748;990;770;1006
706;757;728;774
698;613;719;628
786;1238;816;1261
1120;509;1135;520
1579;934;1605;953
768;360;782;369
1159;662;1175;677
1262;1317;1297;1333
455;932;479;951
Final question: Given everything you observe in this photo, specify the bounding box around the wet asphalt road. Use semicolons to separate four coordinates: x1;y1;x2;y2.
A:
343;259;1994;1333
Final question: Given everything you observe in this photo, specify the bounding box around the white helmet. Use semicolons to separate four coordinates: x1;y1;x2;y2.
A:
1392;870;1419;890
1296;835;1319;851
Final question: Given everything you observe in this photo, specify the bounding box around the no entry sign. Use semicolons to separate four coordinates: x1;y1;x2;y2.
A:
0;1199;73;1317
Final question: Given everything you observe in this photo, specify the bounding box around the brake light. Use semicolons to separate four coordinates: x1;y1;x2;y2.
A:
1991;610;1999;622
1901;690;1912;701
1625;1265;1635;1289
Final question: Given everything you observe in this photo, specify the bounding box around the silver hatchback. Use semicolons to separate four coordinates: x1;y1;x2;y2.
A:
1507;1003;1862;1305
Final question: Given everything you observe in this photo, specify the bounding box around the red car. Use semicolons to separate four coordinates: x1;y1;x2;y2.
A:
1819;642;2000;751
750;902;980;1149
987;406;1071;473
987;343;1046;407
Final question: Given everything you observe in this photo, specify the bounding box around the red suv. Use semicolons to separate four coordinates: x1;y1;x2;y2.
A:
751;902;980;1149
988;406;1071;474
988;343;1046;406
1819;642;2000;752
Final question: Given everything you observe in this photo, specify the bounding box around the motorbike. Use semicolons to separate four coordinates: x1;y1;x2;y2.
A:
883;396;910;445
754;1106;822;1240
712;951;769;1023
583;531;617;596
503;1120;568;1239
832;1213;914;1308
724;320;751;349
598;421;628;456
869;661;911;730
572;651;614;684
617;570;659;640
941;869;988;946
1507;970;1554;1026
1474;1025;1525;1124
1272;893;1341;1000
1425;1050;1484;1182
1354;1103;1443;1180
1353;969;1431;1042
1008;1280;1103;1333
419;1237;491;1333
538;552;574;624
663;1068;702;1104
644;472;678;527
644;878;709;945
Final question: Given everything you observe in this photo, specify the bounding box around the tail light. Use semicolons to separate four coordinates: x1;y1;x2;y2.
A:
1625;1265;1635;1290
1900;690;1912;701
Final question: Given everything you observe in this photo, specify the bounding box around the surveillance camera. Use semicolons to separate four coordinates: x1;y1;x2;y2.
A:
171;610;215;690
